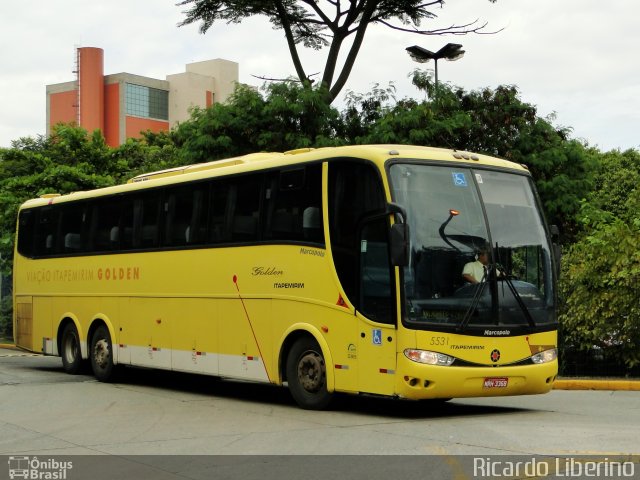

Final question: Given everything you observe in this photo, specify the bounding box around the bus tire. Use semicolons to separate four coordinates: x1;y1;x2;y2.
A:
61;323;83;374
286;337;333;410
90;325;114;382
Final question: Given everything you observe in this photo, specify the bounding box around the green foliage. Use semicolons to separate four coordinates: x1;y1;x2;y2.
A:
169;78;597;239
0;124;182;336
173;82;343;163
343;74;596;238
0;126;114;274
559;149;640;371
588;149;640;220
559;197;640;370
109;132;183;180
0;295;12;339
0;124;181;278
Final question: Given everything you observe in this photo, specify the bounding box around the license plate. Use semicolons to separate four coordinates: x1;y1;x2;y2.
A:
483;377;509;388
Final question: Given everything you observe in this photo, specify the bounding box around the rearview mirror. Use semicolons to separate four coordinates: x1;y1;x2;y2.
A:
390;223;410;267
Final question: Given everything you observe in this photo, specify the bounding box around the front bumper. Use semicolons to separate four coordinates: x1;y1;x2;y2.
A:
395;353;558;400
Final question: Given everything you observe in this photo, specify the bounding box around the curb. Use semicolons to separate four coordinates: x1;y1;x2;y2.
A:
553;379;640;391
0;343;20;351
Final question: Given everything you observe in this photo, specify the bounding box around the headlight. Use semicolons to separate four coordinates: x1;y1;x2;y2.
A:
404;349;455;366
531;348;557;364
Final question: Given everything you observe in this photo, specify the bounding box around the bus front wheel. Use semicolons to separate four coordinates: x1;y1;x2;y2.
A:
61;323;82;374
286;337;333;410
90;325;114;382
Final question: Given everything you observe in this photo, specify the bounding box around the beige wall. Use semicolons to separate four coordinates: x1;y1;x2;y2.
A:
167;59;239;126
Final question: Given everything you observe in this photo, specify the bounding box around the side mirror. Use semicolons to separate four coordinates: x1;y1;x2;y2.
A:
390;223;410;267
387;202;407;224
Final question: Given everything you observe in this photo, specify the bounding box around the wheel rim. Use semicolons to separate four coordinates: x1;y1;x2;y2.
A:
93;338;110;369
63;332;78;364
297;350;325;393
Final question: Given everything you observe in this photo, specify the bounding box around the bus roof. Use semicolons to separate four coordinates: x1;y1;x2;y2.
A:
20;145;527;209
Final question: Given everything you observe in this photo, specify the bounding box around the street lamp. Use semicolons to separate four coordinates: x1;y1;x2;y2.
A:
406;43;465;94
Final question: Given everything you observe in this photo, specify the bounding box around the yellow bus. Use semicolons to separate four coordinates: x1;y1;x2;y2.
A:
13;145;559;409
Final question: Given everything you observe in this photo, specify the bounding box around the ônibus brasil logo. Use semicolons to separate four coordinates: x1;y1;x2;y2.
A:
8;456;73;479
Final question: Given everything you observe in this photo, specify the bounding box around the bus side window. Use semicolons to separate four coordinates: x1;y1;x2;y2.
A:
133;192;160;249
17;210;35;258
209;182;230;243
229;174;262;243
264;164;323;244
163;184;208;247
34;207;59;257
89;198;133;252
59;203;87;254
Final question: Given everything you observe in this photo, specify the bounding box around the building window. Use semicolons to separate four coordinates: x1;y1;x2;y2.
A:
125;83;168;120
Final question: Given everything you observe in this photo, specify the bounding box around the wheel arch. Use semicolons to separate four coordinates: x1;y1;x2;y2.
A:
277;325;335;393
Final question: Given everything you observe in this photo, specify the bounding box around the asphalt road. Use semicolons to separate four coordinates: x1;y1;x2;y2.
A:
1;347;638;479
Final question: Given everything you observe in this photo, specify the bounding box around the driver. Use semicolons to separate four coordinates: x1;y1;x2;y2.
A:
462;248;489;284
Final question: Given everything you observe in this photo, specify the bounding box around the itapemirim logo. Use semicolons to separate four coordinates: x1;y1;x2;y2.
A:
7;456;73;480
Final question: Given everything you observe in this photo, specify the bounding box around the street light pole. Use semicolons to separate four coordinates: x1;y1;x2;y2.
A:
406;43;465;97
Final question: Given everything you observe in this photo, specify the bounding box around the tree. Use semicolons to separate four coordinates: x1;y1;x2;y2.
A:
557;148;640;372
0;125;182;275
0;126;115;275
587;148;640;220
173;82;343;162
177;0;496;103
171;76;596;239
343;74;597;238
559;193;640;371
0;125;182;337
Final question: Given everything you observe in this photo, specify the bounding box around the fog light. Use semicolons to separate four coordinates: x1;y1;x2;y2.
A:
404;349;455;366
531;348;557;364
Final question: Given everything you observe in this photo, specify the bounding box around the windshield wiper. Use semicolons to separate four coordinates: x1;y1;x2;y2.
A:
458;261;537;331
495;264;536;328
458;268;490;333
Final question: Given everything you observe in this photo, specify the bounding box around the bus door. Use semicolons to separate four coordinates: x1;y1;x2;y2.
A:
356;217;397;395
327;159;397;396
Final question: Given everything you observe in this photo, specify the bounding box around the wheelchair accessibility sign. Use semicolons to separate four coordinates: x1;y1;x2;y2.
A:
372;329;382;346
452;172;467;187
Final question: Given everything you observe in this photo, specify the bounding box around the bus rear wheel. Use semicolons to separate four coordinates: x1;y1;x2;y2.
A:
286;337;333;410
61;323;82;374
90;325;114;382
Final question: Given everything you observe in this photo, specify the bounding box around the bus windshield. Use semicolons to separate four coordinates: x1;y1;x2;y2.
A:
389;162;556;333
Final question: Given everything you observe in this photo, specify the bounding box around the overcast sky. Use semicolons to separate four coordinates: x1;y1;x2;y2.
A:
1;0;638;152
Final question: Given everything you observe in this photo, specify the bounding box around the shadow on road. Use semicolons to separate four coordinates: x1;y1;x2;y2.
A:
28;361;533;419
